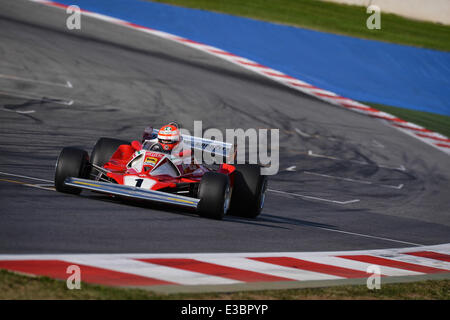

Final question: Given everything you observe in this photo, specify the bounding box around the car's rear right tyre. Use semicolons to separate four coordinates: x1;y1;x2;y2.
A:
54;147;90;194
228;164;267;218
197;172;231;220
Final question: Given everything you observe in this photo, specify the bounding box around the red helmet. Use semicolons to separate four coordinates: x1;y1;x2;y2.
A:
158;124;181;152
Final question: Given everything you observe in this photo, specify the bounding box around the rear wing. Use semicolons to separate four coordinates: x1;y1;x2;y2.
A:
181;134;235;162
150;128;235;162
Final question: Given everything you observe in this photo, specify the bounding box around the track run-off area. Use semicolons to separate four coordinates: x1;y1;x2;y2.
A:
0;0;449;291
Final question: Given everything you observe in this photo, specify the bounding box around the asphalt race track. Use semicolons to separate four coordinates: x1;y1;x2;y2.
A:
0;0;449;255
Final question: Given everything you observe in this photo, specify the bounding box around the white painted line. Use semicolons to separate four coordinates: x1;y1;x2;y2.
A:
15;110;36;114
0;171;53;183
0;107;36;114
0;89;74;106
34;184;55;187
0;178;55;192
313;228;423;247
294;128;311;138
23;183;55;191
285;166;297;172
303;171;404;190
0;177;55;192
307;150;348;161
262;212;424;247
372;140;385;148
308;150;406;171
267;188;360;205
0;74;73;88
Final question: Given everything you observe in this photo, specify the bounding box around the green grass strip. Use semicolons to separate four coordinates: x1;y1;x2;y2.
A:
151;0;450;51
1;269;449;300
365;103;450;138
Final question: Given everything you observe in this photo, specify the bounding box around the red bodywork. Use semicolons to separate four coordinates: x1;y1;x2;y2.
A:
100;141;236;192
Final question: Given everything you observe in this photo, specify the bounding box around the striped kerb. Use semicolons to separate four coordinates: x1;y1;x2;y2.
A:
337;255;448;274
0;260;173;286
250;257;372;279
136;258;293;282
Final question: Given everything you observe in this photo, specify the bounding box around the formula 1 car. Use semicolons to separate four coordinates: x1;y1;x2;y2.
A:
54;126;267;220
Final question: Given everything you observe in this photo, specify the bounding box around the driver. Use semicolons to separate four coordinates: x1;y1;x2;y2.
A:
145;123;183;154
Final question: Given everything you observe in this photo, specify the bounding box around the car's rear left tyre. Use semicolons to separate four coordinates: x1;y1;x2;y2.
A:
197;172;231;220
228;164;267;218
90;137;130;176
54;147;90;194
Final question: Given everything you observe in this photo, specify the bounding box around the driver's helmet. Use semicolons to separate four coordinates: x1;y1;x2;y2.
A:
157;123;181;152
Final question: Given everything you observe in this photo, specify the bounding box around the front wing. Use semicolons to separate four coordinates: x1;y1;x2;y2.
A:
64;177;200;209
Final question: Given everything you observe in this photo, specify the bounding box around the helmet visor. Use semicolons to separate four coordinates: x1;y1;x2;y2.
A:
159;139;177;145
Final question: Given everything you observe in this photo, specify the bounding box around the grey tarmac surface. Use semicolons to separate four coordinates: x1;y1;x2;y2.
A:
0;0;449;254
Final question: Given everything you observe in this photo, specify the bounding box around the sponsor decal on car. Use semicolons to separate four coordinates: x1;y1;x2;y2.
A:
144;156;158;166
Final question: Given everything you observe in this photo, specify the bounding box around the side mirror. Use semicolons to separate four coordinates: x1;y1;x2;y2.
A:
131;140;142;151
142;126;155;141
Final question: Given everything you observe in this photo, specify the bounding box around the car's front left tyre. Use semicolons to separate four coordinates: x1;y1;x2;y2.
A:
54;147;90;194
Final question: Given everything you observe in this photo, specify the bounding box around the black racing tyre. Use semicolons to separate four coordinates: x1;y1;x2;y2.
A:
90;137;130;176
228;164;267;218
197;172;231;220
54;147;90;194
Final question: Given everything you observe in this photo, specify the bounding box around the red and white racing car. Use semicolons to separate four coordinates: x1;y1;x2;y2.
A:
54;123;267;220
